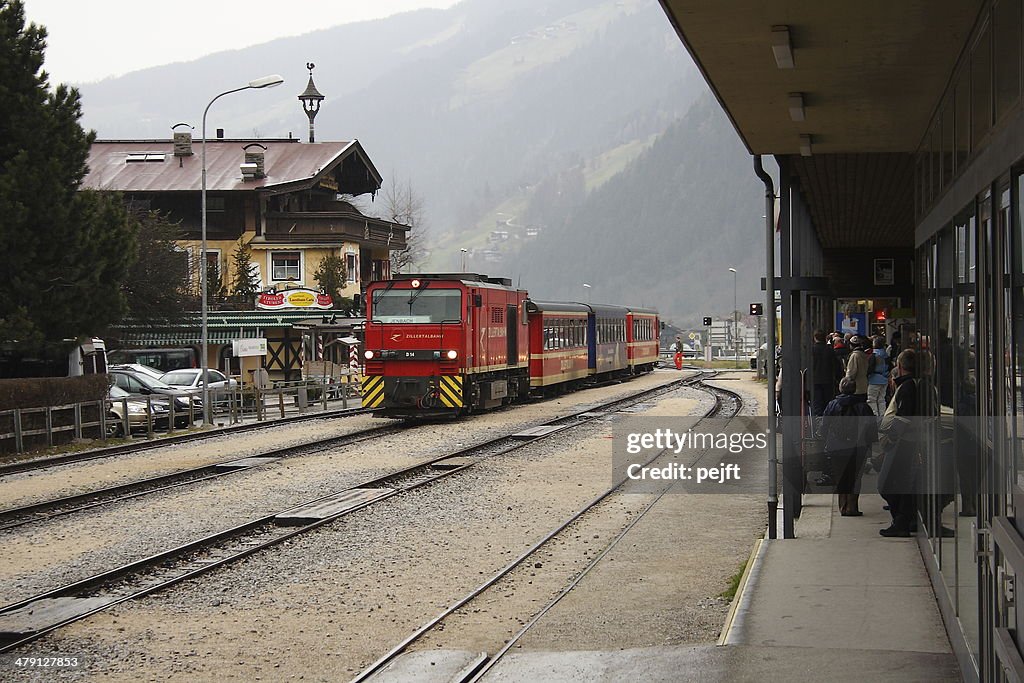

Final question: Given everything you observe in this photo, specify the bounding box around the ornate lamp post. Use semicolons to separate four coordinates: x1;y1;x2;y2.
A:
298;62;325;143
201;74;284;426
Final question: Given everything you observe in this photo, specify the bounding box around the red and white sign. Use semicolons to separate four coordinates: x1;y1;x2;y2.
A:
257;288;334;310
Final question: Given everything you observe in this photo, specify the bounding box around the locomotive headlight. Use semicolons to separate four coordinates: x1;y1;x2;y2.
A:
410;279;421;288
364;350;375;360
446;349;458;360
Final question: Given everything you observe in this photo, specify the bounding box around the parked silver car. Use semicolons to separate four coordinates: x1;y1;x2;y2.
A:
108;367;200;426
106;385;170;437
159;368;237;393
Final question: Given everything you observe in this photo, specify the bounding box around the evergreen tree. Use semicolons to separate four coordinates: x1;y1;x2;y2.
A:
0;1;135;345
122;210;191;323
205;258;225;303
314;254;347;310
230;238;260;305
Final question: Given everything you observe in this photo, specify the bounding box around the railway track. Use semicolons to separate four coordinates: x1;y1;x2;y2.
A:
0;405;373;478
0;372;695;531
0;372;710;653
0;422;407;531
351;378;745;683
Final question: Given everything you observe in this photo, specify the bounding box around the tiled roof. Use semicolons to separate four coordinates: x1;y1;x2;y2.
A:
83;139;381;195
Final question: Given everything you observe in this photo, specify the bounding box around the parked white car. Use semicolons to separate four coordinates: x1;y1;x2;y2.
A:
109;363;165;381
160;368;238;393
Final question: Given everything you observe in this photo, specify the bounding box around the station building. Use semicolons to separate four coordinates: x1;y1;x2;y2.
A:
660;1;1024;679
82;72;407;381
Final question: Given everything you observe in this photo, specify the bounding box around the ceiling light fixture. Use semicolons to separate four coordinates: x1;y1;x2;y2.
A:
771;26;794;69
799;134;813;157
788;93;805;122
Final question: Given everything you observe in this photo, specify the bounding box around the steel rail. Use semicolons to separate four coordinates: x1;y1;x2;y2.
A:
0;422;406;531
0;406;372;478
350;378;743;683
0;373;706;654
0;373;695;531
469;383;745;681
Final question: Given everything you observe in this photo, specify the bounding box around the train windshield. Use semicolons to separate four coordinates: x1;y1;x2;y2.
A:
372;288;463;323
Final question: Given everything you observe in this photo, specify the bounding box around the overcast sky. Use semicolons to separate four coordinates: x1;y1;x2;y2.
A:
21;0;461;85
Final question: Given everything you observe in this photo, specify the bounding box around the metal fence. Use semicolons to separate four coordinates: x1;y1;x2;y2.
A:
0;376;362;455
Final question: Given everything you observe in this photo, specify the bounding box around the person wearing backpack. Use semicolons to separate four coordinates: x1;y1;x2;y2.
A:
819;377;877;516
866;335;890;423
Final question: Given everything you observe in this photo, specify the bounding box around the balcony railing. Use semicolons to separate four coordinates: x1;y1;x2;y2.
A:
264;212;407;249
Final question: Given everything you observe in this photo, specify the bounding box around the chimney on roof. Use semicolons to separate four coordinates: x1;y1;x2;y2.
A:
216;128;224;139
171;123;194;156
242;143;267;180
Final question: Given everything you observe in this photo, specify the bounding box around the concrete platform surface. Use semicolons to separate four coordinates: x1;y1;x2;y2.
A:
482;644;959;682
481;492;960;682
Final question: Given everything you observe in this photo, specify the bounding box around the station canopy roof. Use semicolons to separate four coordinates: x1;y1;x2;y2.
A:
113;310;330;346
658;1;983;248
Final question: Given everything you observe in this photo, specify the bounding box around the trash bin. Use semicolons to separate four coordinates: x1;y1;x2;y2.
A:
296;386;308;409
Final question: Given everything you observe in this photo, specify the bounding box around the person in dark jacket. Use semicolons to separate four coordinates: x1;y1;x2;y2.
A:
810;329;842;421
819;377;877;516
877;349;923;537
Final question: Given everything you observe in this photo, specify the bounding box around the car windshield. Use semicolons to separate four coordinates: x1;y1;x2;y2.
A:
372;288;462;323
162;370;197;385
109;385;130;398
134;373;174;390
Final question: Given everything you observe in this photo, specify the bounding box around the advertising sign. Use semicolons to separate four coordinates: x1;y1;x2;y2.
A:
232;338;268;357
836;312;868;336
256;288;334;310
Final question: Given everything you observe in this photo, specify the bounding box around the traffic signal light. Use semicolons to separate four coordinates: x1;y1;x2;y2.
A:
749;303;763;316
703;317;712;326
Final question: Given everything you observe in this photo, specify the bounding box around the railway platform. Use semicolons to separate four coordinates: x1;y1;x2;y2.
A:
471;498;958;683
477;373;960;682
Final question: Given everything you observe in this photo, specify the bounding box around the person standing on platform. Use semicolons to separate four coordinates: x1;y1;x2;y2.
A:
844;335;870;401
671;335;684;370
811;329;842;425
866;335;890;423
819;377;877;516
878;350;923;537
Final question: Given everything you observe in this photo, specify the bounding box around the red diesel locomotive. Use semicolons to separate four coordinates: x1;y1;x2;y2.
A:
361;274;530;417
361;274;660;418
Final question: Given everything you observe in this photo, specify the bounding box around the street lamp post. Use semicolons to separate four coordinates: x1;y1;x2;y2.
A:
201;74;284;427
582;283;592;303
460;248;468;271
728;267;738;368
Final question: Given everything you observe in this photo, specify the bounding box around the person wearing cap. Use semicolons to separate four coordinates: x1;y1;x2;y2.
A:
844;334;871;401
819;376;878;516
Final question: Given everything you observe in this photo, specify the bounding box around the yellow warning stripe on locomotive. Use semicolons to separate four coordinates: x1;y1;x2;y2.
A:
362;376;384;408
438;375;463;408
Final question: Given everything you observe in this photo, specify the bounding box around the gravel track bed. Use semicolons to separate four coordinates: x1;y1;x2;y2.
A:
0;415;384;510
9;373;700;681
0;372;684;608
409;381;764;657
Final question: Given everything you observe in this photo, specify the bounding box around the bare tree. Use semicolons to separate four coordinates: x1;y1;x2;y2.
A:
375;174;427;274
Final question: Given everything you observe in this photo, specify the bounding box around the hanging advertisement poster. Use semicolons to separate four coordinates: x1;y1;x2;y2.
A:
836;312;868;336
256;288;334;310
